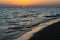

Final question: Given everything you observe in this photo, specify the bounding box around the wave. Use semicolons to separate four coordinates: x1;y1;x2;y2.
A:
0;7;60;40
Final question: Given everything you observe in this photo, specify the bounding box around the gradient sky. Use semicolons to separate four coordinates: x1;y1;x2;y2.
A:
0;0;60;6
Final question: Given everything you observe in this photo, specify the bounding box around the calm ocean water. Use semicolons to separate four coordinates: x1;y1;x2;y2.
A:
0;7;60;40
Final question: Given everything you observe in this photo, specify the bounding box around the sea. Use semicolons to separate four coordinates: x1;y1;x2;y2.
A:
0;7;60;40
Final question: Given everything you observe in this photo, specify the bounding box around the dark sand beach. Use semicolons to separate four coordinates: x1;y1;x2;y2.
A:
16;18;60;40
29;21;60;40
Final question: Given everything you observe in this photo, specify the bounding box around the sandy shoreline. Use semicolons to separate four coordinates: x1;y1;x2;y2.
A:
15;18;60;40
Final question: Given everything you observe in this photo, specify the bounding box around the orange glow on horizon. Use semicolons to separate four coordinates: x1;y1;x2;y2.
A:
10;0;40;6
0;0;60;6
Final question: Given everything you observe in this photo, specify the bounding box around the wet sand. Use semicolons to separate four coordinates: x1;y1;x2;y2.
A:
15;18;60;40
29;20;60;40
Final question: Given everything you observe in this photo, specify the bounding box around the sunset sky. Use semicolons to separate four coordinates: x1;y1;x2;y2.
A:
0;0;60;7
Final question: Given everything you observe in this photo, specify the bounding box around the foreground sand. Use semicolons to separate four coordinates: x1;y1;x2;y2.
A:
15;18;60;40
29;20;60;40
